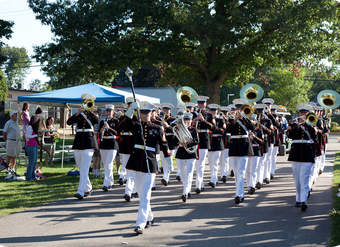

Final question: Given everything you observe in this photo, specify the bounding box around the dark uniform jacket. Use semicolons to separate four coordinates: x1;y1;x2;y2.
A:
226;117;255;156
195;111;214;149
99;117;119;150
123;118;168;173
117;115;135;154
287;122;316;163
209;117;225;151
67;111;99;150
260;116;272;154
164;116;179;150
175;127;199;159
251;128;264;157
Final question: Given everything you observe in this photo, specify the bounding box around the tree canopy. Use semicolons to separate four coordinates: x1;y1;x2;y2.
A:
0;19;13;65
29;0;339;102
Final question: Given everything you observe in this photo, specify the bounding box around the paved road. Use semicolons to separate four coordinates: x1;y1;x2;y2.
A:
0;135;339;247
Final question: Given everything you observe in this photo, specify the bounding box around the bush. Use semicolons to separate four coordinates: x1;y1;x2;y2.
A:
331;122;340;132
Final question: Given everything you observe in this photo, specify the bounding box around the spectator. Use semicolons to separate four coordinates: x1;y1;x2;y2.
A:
20;103;30;141
43;117;58;167
25;117;40;181
3;111;22;176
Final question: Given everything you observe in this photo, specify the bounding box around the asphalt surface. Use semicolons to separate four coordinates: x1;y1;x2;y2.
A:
0;135;339;247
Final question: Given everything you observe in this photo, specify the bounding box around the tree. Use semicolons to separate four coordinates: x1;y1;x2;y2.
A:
267;66;313;113
29;79;42;91
0;46;31;88
29;0;338;102
0;70;8;101
0;19;13;65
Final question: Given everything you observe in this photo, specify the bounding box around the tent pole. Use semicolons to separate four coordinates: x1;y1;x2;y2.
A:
61;105;67;168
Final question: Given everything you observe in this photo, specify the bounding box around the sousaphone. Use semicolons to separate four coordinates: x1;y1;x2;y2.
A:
317;90;340;109
177;86;198;107
240;83;264;103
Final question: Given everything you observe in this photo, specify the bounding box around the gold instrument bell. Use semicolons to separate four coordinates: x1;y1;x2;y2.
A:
317;90;340;109
177;86;198;107
240;83;264;103
81;94;96;111
240;104;254;118
306;112;318;126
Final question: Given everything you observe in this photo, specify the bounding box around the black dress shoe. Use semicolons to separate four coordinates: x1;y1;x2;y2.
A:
318;170;322;175
270;174;274;180
176;176;181;182
145;219;154;228
160;167;164;174
102;186;108;192
208;182;216;188
123;194;131;202
230;170;234;177
131;192;139;198
295;202;302;208
301;202;308;212
161;178;168;186
308;191;311;198
134;226;143;235
151;187;156;191
118;178;124;186
234;196;241;204
195;188;201;194
182;194;187;202
74;193;83;200
221;176;227;183
264;178;270;184
201;187;205;192
187;193;192;198
247;187;255;195
255;182;262;189
84;190;92;197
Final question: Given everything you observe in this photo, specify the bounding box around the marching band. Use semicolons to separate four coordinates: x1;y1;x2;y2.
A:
66;86;339;235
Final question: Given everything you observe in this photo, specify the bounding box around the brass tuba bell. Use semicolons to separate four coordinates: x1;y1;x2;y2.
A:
176;86;198;107
306;112;318;126
240;83;264;103
317;90;340;109
240;104;254;118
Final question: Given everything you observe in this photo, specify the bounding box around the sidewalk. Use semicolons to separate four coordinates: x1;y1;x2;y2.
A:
0;135;338;247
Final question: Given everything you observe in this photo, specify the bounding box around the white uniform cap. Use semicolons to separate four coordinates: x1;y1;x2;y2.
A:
297;103;313;112
207;104;219;110
140;101;154;111
126;97;134;104
161;103;174;109
227;104;236;110
105;105;114;110
183;112;193;120
220;106;229;112
185;102;196;108
197;96;209;102
255;104;266;110
177;108;185;114
262;98;274;104
232;98;248;106
81;93;96;101
271;105;278;110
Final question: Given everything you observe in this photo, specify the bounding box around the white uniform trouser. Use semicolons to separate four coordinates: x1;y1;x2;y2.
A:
125;169;137;196
195;149;208;189
320;150;326;172
208;151;222;184
100;149;117;187
128;171;156;229
177;158;196;195
229;156;248;198
246;156;260;188
119;153;130;180
292;162;313;203
264;149;272;180
270;145;279;175
220;148;229;177
310;157;320;188
74;149;94;197
256;154;266;184
161;150;175;182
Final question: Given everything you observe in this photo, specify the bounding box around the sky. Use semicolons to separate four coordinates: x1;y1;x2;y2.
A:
0;0;53;89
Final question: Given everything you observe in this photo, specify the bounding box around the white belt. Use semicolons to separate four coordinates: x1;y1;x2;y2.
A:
76;129;93;132
230;135;248;139
252;144;259;147
291;140;314;144
103;135;116;139
121;132;133;136
134;144;156;152
212;134;222;137
166;133;174;136
226;133;231;136
198;129;209;133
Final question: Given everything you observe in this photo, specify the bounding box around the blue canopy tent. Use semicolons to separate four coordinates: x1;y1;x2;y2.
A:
18;83;160;167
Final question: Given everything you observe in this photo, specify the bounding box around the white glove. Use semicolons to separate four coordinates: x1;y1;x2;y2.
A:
125;101;140;119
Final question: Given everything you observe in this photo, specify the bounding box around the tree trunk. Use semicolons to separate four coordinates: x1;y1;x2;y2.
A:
206;80;222;104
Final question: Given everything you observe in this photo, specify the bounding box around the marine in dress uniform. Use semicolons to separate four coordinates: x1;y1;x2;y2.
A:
268;105;282;180
226;98;255;204
287;103;317;212
207;104;225;188
219;106;232;183
120;101;169;234
175;112;199;202
193;96;215;194
66;94;98;200
99;105;119;192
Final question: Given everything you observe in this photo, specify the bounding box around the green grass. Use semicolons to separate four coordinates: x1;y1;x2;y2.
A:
0;138;119;217
330;151;340;247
